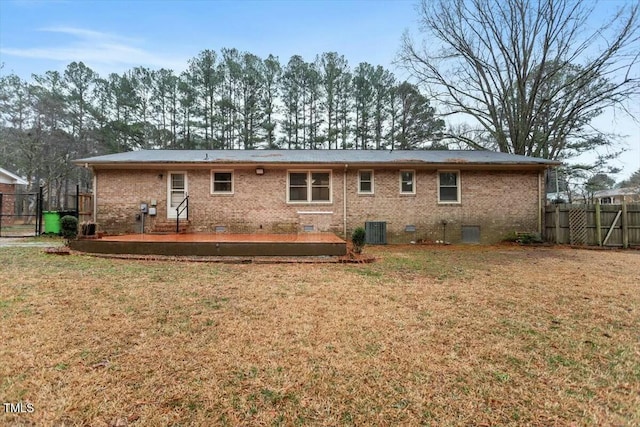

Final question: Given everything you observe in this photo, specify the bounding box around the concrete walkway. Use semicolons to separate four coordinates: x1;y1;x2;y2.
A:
0;237;64;248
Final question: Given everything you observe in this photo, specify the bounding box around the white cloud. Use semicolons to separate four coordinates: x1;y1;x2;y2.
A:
0;26;188;73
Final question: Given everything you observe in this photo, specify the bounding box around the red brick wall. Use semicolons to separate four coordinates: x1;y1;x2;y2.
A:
94;166;542;243
0;183;16;220
95;167;346;235
346;169;540;243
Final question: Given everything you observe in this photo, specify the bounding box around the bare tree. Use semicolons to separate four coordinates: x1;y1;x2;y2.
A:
400;0;640;161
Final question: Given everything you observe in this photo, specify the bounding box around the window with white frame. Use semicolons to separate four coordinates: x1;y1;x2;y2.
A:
400;170;415;194
211;171;233;194
438;171;460;203
288;171;331;203
358;170;374;194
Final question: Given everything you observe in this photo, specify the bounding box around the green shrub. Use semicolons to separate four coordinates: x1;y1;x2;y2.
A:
518;232;544;244
351;226;366;254
60;215;78;240
504;231;543;245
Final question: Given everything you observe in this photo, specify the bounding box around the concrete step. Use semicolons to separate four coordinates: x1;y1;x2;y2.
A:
151;221;190;234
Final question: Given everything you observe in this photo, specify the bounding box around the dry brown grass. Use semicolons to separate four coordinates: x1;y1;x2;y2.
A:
1;243;639;426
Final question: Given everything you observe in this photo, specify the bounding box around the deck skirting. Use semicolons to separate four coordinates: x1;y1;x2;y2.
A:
70;233;347;257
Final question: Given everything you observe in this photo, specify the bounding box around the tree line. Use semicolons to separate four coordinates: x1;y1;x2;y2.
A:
0;50;446;203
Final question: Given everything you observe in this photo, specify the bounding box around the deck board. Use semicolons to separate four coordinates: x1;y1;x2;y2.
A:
100;233;345;243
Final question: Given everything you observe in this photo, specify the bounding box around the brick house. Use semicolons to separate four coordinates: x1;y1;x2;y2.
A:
0;167;28;223
75;150;559;244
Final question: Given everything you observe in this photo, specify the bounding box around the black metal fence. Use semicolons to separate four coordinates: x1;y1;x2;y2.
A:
0;185;91;237
0;189;43;237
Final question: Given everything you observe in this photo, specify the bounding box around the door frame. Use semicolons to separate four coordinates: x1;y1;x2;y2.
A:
167;171;188;219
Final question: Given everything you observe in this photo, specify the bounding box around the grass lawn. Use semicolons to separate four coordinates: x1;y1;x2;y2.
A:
1;243;639;426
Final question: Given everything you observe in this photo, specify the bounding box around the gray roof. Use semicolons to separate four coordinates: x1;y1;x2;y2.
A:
75;149;560;167
594;187;640;197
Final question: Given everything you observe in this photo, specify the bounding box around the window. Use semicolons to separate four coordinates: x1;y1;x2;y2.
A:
438;171;460;203
311;172;330;201
288;171;331;203
400;170;415;194
358;170;374;194
212;171;233;194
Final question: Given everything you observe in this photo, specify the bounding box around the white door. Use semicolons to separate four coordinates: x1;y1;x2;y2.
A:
167;172;188;219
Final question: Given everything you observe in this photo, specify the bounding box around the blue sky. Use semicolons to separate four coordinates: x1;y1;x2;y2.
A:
0;0;415;78
0;0;638;180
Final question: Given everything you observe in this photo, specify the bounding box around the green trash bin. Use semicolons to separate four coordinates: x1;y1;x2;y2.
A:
43;211;61;234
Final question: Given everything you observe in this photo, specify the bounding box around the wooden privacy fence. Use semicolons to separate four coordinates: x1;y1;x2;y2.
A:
545;203;640;248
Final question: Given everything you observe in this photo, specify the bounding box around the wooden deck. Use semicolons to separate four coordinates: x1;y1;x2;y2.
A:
70;233;347;257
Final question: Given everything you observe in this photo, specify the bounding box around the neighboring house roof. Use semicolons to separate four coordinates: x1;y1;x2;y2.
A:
0;167;28;185
75;149;560;168
593;187;640;198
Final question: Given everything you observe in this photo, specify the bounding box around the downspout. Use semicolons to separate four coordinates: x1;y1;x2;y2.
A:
343;164;348;239
538;170;543;234
92;170;97;223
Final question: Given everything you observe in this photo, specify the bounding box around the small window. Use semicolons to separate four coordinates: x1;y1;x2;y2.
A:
212;171;233;194
358;170;374;194
400;170;415;194
288;171;331;203
438;171;460;203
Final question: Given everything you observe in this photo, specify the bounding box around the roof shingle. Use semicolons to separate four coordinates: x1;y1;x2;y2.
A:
76;149;560;166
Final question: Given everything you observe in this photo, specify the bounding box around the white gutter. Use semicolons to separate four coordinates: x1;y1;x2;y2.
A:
92;170;97;223
344;164;348;239
538;171;542;234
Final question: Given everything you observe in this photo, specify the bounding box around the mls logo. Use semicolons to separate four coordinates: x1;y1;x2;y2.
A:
3;402;35;413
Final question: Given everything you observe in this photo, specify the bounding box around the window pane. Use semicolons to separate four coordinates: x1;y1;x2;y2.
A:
311;173;329;186
214;182;232;192
171;192;184;205
360;181;372;192
359;171;372;193
214;172;232;182
289;187;307;201
312;187;330;201
401;171;414;192
440;187;458;201
213;172;232;193
440;172;457;186
289;173;307;186
171;174;184;189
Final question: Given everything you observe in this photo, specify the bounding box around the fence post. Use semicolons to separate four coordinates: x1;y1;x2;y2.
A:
622;201;629;249
555;205;560;244
595;200;602;246
75;184;80;218
0;193;3;236
38;186;44;235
